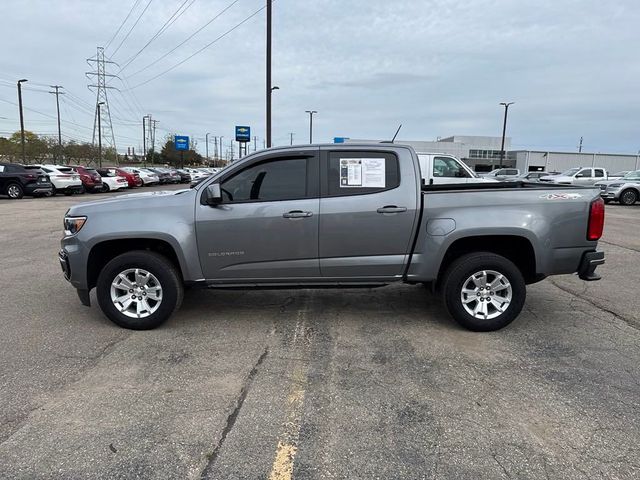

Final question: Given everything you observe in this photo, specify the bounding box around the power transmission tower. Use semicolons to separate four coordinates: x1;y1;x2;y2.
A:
49;85;65;162
87;46;118;164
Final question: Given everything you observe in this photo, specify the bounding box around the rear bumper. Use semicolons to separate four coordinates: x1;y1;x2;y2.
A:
577;251;605;281
25;183;53;195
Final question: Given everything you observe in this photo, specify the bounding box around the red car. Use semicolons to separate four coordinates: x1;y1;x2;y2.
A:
115;168;142;188
69;166;103;193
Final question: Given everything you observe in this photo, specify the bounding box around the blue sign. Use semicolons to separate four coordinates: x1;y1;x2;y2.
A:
175;135;189;151
235;126;251;143
334;137;349;143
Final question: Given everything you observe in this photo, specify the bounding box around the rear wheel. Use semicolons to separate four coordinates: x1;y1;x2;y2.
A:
6;183;24;199
96;251;184;330
441;252;526;331
102;183;111;193
619;189;638;206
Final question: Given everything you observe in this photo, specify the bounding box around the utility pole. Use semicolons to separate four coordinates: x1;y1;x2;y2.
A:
142;115;149;166
230;141;234;161
17;79;28;164
266;0;272;147
219;136;224;162
205;132;210;162
305;110;317;144
97;102;104;168
499;102;514;168
289;132;294;145
213;136;218;163
151;119;158;163
49;85;64;162
253;135;257;152
578;136;583;153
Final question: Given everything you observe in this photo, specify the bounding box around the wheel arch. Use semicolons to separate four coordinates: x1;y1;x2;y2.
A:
87;238;183;291
436;235;538;287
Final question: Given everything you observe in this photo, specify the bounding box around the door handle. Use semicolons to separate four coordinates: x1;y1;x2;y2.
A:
377;206;407;214
283;210;313;218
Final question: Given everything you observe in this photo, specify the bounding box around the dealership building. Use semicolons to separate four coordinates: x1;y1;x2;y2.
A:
346;135;640;174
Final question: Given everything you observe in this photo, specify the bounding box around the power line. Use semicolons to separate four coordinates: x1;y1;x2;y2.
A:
110;0;155;58
128;3;265;90
105;0;142;51
117;0;197;73
126;0;241;79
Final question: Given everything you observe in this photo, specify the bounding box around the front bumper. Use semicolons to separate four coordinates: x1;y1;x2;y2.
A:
577;251;605;281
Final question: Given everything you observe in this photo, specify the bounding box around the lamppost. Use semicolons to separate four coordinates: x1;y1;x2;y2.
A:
266;0;273;147
305;110;317;144
205;132;210;162
97;102;105;168
17;79;28;163
499;102;514;168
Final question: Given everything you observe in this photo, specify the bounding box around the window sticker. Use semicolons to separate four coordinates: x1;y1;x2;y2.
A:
339;158;386;188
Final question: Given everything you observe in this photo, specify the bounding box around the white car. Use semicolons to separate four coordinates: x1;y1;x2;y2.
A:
184;168;209;180
480;168;520;180
97;169;129;192
539;167;608;185
121;167;160;186
36;164;83;196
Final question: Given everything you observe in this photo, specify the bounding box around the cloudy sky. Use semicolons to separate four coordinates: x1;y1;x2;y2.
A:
1;0;639;155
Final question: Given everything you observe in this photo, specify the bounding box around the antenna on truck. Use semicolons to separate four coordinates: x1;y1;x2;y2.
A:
380;124;403;144
391;124;402;143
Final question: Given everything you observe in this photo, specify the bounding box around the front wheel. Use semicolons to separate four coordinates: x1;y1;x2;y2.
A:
96;251;184;330
619;189;638;206
441;252;526;331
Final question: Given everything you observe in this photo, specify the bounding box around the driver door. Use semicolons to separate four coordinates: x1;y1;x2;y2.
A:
195;151;320;281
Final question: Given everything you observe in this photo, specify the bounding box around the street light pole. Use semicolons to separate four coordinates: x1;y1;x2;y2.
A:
266;0;272;147
305;110;317;144
49;85;64;162
17;79;28;164
98;102;104;168
142;115;149;166
499;102;514;168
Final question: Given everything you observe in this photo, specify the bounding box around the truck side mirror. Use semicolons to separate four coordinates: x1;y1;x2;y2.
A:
204;184;222;205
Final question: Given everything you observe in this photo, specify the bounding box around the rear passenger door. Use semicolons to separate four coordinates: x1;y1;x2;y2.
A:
318;148;419;279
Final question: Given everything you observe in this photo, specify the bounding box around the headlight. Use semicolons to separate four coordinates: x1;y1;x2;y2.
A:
608;183;623;188
64;216;87;236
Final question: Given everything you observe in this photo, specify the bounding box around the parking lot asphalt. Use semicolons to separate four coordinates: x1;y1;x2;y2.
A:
0;187;639;479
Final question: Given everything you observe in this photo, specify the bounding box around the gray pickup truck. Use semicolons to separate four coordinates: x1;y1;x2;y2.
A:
59;144;605;331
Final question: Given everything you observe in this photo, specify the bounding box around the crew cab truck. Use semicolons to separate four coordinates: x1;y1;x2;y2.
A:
59;144;605;332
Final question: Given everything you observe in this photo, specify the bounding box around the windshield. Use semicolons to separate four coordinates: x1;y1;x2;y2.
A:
623;170;640;180
560;168;580;176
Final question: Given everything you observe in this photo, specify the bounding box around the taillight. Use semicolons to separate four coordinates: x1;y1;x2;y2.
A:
587;197;605;241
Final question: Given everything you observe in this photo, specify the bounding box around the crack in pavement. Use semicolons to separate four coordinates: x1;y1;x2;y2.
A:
599;239;640;254
199;346;269;479
549;279;640;331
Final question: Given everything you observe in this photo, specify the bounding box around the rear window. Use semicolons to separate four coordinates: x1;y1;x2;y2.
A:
85;169;99;175
57;167;73;173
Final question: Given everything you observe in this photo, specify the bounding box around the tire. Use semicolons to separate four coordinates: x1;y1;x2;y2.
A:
64;190;73;196
619;189;638;206
51;186;57;196
6;183;24;199
441;252;526;331
102;183;111;193
96;250;184;330
603;199;611;204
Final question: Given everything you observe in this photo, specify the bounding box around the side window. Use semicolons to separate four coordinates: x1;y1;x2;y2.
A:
576;169;591;177
0;166;4;172
221;158;308;203
507;169;518;175
433;156;470;178
327;151;399;196
595;169;604;178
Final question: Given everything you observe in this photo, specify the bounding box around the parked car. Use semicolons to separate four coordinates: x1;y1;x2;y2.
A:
183;168;209;181
115;168;142;188
417;153;497;185
60;144;604;332
505;171;548;182
480;168;520;180
97;169;129;192
0;163;53;199
69;166;103;193
609;171;630;180
121;167;159;186
539;167;607;185
146;168;173;184
36;164;83;195
155;168;181;184
596;170;640;205
175;169;192;183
